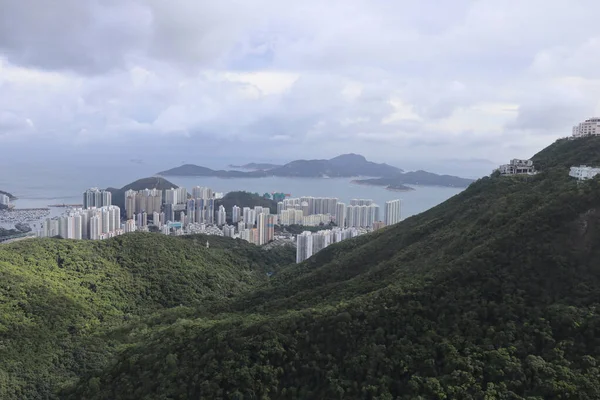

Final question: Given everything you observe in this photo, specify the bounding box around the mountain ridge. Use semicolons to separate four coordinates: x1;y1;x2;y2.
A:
67;136;600;398
158;153;403;178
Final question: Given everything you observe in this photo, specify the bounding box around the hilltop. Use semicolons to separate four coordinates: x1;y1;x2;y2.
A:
66;136;600;399
105;176;178;211
158;153;402;178
0;233;294;398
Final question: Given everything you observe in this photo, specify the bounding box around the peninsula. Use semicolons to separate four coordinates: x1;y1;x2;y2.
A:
352;170;475;189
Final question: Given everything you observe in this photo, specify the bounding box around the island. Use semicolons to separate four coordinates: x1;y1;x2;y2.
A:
352;170;474;189
228;163;282;171
159;153;403;178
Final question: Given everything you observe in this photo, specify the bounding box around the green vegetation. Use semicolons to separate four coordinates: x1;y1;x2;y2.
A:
0;233;294;399
216;191;278;215
276;223;336;235
6;137;600;399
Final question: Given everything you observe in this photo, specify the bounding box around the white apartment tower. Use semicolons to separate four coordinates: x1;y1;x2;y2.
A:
573;118;600;138
384;199;402;226
296;231;314;263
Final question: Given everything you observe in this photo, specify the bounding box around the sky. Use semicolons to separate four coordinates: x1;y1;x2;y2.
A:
1;0;600;177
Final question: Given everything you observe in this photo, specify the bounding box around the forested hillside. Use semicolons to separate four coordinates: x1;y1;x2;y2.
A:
0;233;294;399
66;137;600;399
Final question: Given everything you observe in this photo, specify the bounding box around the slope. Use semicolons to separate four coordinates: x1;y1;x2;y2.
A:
0;233;294;399
68;137;600;399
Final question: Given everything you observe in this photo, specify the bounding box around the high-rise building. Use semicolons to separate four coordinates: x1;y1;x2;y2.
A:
232;205;241;223
153;211;161;228
237;221;245;232
125;189;136;219
164;203;175;222
165;188;178;205
384;199;401;226
223;225;236;238
243;207;256;226
372;221;386;231
296;231;314;263
186;199;196;224
124;219;137;233
217;205;227;226
257;213;275;245
0;194;9;206
192;186;213;200
83;188;112;209
350;199;373;206
277;202;284;215
335;202;346;228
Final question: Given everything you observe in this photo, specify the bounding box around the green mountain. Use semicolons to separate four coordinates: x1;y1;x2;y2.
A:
0;233;294;399
105;176;179;212
353;170;475;189
64;136;600;399
4;136;600;399
216;191;278;216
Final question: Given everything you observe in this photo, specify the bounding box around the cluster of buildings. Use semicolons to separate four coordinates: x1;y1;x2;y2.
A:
569;165;600;181
275;197;402;229
497;159;537;176
41;205;122;240
0;194;12;210
36;184;404;255
572;118;600;138
296;227;367;263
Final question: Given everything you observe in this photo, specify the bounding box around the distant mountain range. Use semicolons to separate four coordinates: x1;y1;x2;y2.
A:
352;170;475;190
159;153;403;178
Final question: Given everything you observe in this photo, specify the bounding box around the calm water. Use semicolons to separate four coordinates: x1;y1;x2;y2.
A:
0;161;464;228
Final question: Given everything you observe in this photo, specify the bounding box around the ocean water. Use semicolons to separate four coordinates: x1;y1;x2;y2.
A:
0;160;465;229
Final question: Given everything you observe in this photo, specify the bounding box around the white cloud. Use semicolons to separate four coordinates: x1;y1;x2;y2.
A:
1;0;600;172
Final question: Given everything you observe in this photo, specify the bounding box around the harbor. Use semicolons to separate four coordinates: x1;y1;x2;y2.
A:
0;208;51;229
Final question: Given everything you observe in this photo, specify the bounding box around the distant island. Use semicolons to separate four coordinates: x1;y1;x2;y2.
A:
352;170;475;189
228;162;282;171
159;153;403;178
351;180;415;192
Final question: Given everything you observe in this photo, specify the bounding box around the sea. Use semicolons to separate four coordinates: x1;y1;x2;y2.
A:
0;160;465;229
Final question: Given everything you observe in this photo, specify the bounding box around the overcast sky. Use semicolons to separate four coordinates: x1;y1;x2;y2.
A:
1;0;599;175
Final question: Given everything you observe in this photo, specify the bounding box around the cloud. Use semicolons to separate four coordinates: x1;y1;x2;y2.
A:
1;0;600;174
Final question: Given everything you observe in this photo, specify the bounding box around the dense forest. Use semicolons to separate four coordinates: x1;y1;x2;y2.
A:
3;136;600;398
0;233;294;398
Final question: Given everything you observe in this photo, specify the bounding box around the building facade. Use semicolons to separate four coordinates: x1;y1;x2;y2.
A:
572;118;600;138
